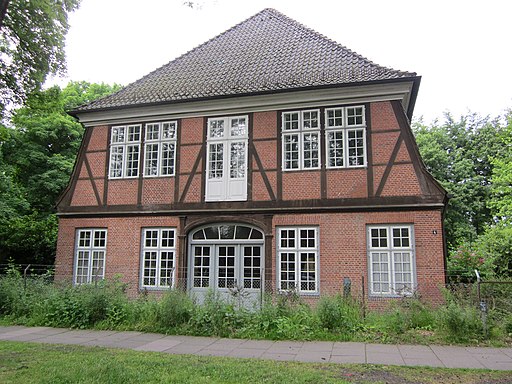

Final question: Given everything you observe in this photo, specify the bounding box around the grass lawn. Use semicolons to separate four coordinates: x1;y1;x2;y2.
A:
0;341;511;384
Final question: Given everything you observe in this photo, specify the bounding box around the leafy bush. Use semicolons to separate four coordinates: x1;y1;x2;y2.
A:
157;290;194;330
437;301;483;342
316;295;361;332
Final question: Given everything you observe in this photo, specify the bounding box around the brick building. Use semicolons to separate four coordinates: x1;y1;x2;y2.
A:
55;9;448;303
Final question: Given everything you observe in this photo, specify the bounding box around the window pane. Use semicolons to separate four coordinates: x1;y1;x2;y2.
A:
393;227;410;248
280;252;296;290
162;122;176;139
235;225;251;239
230;117;247;137
243;246;261;289
127;125;141;142
347;129;364;166
302;110;319;129
370;228;387;248
111;126;125;143
78;231;91;247
346;107;364;126
126;145;140;176
109;146;124;178
161;142;175;176
144;143;159;176
209;119;224;138
280;229;296;248
219;225;235;240
146;123;160;141
209;143;224;179
327;130;343;167
161;230;175;248
300;252;316;291
303;133;319;168
283;112;299;130
230;141;246;178
371;251;390;293
326;108;343;127
217;246;236;288
283;134;299;169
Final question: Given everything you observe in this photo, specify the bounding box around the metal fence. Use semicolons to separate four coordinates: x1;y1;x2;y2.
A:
1;264;510;322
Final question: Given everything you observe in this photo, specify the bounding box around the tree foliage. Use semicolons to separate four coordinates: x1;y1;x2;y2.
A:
413;113;503;251
0;0;81;119
0;81;121;265
414;111;512;278
489;110;512;222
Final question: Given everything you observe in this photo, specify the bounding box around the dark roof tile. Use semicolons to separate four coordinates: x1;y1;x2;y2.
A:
76;8;416;112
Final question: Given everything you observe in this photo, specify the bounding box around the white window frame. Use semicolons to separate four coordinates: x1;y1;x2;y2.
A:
143;121;177;177
140;228;177;289
74;229;107;285
205;115;248;202
277;226;319;294
325;106;367;168
282;109;321;171
109;124;141;179
367;225;416;296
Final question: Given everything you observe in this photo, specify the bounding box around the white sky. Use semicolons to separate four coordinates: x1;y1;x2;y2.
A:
55;0;512;122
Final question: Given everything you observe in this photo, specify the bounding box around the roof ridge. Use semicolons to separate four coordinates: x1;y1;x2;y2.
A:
74;8;417;113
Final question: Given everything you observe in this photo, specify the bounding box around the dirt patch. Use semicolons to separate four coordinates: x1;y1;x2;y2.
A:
334;367;512;384
338;367;422;384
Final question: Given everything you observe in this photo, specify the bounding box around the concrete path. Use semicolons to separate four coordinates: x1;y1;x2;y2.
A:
1;325;511;370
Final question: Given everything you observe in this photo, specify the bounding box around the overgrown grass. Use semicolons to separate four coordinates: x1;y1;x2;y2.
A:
1;341;511;384
0;269;511;346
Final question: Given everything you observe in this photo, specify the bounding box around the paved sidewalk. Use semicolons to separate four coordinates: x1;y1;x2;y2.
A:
1;326;511;370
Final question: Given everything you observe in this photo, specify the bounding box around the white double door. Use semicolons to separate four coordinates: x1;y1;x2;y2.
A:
190;243;263;305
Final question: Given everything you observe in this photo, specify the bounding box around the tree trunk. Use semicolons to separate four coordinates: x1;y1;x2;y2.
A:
0;0;10;29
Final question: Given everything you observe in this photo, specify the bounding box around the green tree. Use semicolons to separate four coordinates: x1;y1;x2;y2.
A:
0;81;121;265
489;110;512;222
413;113;503;251
0;0;81;119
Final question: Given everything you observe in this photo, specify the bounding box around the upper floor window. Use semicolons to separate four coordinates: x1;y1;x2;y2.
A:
367;225;415;296
282;110;321;170
205;116;248;202
325;106;366;168
109;125;141;178
144;121;177;177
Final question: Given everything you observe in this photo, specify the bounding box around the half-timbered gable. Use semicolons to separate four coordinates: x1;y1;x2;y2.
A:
56;9;447;303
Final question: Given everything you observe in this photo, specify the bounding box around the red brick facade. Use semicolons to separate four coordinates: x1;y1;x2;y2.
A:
56;100;447;302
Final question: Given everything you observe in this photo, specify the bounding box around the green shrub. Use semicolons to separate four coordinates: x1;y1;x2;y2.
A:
157;290;194;330
187;291;245;337
438;301;483;342
316;295;361;332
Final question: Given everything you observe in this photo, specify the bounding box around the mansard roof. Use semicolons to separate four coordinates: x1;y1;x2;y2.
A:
75;8;418;112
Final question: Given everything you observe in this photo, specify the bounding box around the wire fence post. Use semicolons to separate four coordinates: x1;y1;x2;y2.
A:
23;264;31;291
475;269;488;338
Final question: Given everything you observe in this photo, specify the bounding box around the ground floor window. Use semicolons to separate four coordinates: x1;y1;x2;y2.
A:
141;228;176;289
277;227;319;294
367;225;415;296
74;229;107;284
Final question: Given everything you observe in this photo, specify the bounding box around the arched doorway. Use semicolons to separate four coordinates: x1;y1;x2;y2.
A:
188;223;264;307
